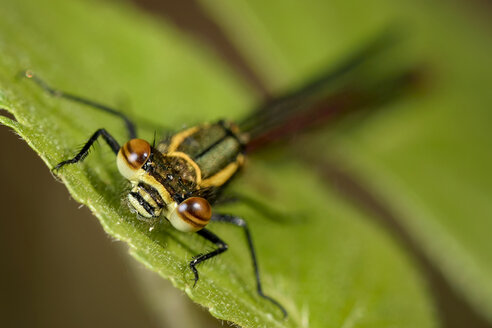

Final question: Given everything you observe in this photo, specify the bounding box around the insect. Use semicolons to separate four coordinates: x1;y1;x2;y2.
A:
23;70;290;317
22;33;409;319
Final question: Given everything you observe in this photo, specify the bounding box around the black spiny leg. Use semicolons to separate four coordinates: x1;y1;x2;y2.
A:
190;228;228;286
193;214;287;318
22;70;137;139
53;128;120;171
21;71;137;171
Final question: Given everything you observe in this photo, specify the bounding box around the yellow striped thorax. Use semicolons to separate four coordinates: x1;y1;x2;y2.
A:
116;121;246;232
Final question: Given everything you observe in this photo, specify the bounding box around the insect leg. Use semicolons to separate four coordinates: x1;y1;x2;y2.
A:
211;214;287;318
190;228;228;287
53;128;120;171
22;70;137;139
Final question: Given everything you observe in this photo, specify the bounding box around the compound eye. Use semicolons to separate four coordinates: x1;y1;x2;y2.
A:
169;197;212;232
117;139;151;179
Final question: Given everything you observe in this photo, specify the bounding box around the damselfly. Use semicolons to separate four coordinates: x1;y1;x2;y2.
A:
22;33;414;319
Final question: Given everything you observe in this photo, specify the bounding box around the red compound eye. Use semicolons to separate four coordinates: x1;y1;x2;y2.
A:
178;197;212;225
169;197;212;232
117;139;151;180
121;139;151;169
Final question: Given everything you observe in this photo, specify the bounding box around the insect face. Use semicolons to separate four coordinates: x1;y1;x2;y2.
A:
116;138;151;180
117;139;213;231
127;182;165;218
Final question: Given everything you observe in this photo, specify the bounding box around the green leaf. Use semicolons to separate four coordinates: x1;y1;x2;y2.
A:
201;0;492;322
0;0;437;327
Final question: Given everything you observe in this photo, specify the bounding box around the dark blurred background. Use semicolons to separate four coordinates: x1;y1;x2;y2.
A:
0;125;158;327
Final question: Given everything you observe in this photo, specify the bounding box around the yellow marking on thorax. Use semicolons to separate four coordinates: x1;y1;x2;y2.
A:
200;154;244;188
167;126;202;152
